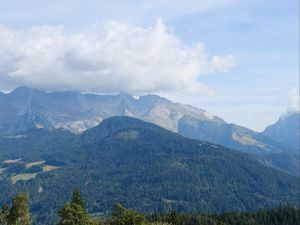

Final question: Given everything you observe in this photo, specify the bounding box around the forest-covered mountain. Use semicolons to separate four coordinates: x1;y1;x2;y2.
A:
0;87;298;176
0;117;299;224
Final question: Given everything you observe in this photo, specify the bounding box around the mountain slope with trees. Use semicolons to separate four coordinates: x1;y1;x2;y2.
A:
0;117;299;224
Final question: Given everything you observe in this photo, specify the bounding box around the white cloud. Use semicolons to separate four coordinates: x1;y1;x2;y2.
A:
288;88;300;111
0;20;235;94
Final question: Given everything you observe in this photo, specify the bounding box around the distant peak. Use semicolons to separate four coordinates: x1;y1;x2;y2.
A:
10;86;45;95
138;94;171;104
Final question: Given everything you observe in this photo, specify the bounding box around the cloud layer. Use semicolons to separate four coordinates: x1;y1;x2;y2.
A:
0;20;235;94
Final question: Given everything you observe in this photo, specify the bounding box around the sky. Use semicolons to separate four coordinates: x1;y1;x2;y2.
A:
0;0;299;131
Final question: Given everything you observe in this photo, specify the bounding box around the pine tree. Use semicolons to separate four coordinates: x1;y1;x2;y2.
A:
7;193;31;225
168;210;180;225
57;202;90;225
0;204;9;225
111;203;149;225
71;188;85;209
57;189;97;225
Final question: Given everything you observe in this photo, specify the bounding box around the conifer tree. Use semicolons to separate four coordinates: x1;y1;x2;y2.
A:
0;204;9;225
57;202;90;225
168;210;180;225
71;188;85;209
111;203;149;225
57;189;98;225
7;193;31;225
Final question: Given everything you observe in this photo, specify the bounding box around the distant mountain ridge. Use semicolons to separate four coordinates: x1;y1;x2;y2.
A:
0;86;298;176
0;116;299;224
0;86;222;133
0;86;294;154
263;111;300;150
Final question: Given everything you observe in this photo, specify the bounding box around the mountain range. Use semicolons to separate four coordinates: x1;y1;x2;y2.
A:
0;86;299;176
0;116;299;224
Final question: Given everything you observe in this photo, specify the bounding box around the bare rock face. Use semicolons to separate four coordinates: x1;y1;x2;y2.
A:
0;86;222;134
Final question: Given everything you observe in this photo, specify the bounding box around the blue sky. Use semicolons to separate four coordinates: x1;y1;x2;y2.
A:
0;0;299;131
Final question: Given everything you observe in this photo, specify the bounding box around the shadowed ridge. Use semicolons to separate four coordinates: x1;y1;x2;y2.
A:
81;116;182;142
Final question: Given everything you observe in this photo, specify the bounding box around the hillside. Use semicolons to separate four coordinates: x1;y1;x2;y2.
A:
0;117;299;224
178;115;299;177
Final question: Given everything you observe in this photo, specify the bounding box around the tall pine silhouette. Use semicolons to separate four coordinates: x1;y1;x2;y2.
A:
57;189;98;225
7;193;31;225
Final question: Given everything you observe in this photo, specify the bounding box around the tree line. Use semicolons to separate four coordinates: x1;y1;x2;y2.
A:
0;189;299;225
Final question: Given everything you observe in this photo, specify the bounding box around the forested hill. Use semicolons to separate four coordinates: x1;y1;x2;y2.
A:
0;117;299;224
